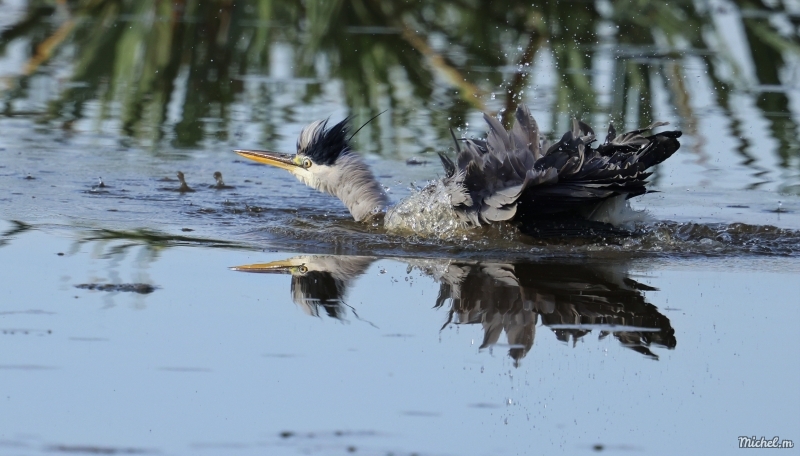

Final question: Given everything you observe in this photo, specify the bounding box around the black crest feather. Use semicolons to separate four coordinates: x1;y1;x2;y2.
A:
298;118;352;166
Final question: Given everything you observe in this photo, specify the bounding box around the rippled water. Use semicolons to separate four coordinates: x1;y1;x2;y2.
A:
3;139;799;258
1;224;798;455
1;0;799;454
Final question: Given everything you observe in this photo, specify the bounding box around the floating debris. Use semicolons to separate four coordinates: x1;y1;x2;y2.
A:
213;171;225;187
46;444;153;454
88;176;110;193
159;171;195;192
770;201;789;213
405;157;430;166
211;171;234;189
1;329;53;337
75;283;157;294
177;171;194;192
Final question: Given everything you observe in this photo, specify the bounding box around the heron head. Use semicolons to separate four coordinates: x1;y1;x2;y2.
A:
234;118;351;191
236;117;388;222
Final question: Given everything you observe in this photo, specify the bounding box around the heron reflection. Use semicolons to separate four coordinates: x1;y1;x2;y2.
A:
423;261;676;363
232;255;675;364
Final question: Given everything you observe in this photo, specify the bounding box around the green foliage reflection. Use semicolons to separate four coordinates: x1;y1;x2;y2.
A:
0;0;798;189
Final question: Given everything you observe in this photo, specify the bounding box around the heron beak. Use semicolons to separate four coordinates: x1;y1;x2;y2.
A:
230;260;298;274
234;149;299;171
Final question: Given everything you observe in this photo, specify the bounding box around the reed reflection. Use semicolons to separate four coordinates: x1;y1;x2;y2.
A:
232;255;676;364
1;0;797;192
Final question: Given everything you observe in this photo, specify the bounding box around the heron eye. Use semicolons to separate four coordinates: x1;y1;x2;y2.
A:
298;265;308;273
302;159;312;168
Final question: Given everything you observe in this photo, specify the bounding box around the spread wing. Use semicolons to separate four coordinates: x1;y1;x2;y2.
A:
440;104;682;224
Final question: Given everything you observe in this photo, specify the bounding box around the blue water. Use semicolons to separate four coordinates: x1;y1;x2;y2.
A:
0;224;798;455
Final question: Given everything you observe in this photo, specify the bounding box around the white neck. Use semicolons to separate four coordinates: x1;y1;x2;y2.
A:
295;153;390;222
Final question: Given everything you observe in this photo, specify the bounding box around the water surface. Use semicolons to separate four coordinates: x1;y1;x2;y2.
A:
1;224;798;455
1;0;799;454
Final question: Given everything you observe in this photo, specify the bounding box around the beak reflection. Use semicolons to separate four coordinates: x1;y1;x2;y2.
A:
230;259;307;275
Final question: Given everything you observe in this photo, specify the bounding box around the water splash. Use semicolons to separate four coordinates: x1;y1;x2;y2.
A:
384;180;469;238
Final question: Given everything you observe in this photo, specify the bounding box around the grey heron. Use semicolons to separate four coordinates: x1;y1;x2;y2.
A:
235;104;681;236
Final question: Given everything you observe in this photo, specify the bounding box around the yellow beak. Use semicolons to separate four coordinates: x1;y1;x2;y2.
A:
234;149;299;171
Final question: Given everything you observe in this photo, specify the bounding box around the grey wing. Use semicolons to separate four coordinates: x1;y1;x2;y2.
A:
440;104;682;222
449;105;558;224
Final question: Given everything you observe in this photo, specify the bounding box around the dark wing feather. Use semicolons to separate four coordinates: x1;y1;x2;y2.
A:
438;152;456;178
440;104;682;224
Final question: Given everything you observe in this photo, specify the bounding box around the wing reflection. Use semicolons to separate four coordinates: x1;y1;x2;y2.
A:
233;255;676;363
421;261;676;364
